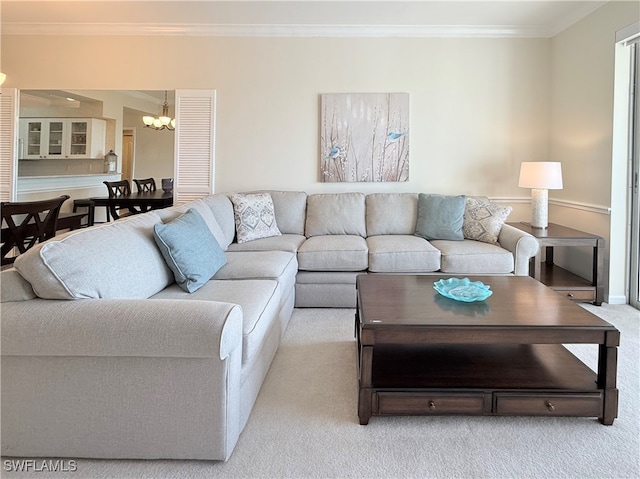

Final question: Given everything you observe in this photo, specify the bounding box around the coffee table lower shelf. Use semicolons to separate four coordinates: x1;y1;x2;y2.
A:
359;343;616;425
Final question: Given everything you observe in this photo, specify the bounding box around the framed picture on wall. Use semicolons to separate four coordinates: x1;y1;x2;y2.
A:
320;92;409;182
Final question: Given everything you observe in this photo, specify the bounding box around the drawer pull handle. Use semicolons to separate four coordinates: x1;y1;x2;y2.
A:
545;401;555;412
428;401;436;411
567;293;574;298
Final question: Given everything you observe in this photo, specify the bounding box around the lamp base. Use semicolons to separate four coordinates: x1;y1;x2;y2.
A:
530;188;548;229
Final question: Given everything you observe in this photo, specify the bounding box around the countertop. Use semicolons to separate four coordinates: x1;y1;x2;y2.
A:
17;173;122;194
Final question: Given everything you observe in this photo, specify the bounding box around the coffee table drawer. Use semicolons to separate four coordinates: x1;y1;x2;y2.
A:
376;393;486;415
495;393;602;416
553;288;596;302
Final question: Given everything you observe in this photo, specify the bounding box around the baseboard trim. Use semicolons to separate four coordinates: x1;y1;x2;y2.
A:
607;295;628;305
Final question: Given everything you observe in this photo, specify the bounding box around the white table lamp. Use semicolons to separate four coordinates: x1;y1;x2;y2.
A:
518;162;563;229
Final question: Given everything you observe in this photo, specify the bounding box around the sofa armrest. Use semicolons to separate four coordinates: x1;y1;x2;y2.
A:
1;298;243;360
497;224;540;276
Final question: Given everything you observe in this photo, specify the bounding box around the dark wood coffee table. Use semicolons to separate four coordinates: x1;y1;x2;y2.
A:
355;275;619;425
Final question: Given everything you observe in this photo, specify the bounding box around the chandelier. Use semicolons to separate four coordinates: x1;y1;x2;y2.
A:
142;91;175;131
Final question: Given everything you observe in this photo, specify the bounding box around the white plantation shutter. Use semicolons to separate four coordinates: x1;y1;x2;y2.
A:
0;88;18;202
174;89;216;204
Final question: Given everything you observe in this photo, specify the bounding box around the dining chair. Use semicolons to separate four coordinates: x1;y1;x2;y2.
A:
1;195;69;266
133;178;156;193
104;180;131;197
103;180;135;220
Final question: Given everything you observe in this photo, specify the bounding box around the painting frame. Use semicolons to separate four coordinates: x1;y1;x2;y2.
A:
320;92;410;182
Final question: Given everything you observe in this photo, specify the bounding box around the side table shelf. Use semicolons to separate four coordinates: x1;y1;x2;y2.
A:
507;222;604;305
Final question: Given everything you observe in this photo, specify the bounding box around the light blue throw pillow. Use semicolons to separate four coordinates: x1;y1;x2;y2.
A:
153;208;227;293
414;193;466;241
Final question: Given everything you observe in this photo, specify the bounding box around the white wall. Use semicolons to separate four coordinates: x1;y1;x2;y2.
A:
549;1;639;302
1;34;549;207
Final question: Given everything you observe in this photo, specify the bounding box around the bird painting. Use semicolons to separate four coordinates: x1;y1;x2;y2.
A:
320;92;409;182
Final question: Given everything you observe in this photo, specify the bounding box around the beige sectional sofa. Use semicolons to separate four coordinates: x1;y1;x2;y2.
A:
0;190;538;461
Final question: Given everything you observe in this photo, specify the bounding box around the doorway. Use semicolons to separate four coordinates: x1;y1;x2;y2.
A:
122;129;135;183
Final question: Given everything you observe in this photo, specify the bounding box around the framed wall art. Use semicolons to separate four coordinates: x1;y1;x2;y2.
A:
320;92;409;182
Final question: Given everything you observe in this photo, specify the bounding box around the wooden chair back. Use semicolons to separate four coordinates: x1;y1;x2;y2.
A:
1;195;69;266
103;180;131;197
103;180;133;220
133;178;156;193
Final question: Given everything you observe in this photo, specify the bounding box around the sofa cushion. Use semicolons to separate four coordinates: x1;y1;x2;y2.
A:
367;235;440;273
431;239;514;274
226;234;306;253
255;190;307;235
14;212;173;299
305;193;366;237
415;194;466;241
297;235;368;271
0;269;37;302
201;194;236;249
155;198;227;250
214;250;298;298
366;193;418;236
151;279;281;365
231;193;282;243
463;199;513;245
154;208;227;293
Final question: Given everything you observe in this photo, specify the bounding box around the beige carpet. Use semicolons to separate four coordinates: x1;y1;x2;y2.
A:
2;304;639;479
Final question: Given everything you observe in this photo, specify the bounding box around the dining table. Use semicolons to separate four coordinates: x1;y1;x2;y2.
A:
89;190;174;222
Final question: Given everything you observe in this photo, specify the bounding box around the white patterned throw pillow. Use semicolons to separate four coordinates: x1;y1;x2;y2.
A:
463;198;512;245
231;193;282;243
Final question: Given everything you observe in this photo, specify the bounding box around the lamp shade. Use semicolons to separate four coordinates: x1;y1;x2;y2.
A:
518;162;563;190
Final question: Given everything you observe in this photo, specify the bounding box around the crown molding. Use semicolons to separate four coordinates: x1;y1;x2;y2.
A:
2;22;552;38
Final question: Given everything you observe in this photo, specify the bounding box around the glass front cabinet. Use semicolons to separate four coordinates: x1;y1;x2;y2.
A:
19;118;106;160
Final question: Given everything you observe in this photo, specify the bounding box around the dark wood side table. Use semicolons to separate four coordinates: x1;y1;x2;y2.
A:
507;222;604;305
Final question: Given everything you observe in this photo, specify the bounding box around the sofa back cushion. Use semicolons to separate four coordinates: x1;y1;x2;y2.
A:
201;194;236;248
305;193;366;237
0;269;37;302
366;193;418;236
257;190;307;235
14;212;174;300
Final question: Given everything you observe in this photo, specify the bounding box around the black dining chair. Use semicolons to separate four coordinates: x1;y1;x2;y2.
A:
103;180;136;220
133;178;156;193
1;195;69;266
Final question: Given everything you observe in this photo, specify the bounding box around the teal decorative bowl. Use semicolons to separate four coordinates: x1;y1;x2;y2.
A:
433;277;493;302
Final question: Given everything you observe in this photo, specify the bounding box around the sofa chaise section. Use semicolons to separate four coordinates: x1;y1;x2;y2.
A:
1;199;297;461
1;270;245;460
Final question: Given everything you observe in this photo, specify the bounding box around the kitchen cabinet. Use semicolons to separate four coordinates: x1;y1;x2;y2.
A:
19;118;106;160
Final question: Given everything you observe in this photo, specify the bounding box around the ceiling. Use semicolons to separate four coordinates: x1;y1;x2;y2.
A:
1;1;613;38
